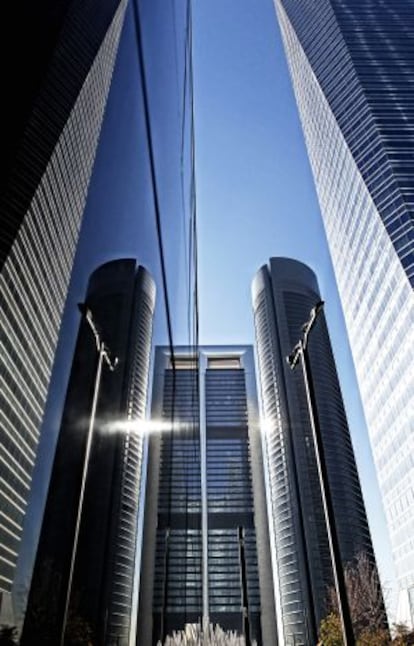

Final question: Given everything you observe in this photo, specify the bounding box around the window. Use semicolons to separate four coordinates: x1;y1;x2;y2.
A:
207;357;241;370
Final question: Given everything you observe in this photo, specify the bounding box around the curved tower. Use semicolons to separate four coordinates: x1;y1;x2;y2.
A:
252;257;380;645
22;259;155;646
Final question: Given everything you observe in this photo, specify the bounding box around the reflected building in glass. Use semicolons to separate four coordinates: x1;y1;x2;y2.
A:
252;258;381;645
273;0;414;625
7;0;197;629
138;346;277;645
21;259;155;646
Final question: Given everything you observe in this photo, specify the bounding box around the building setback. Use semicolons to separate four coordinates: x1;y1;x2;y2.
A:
138;346;277;645
21;259;155;646
273;0;414;623
0;0;128;600
252;257;381;645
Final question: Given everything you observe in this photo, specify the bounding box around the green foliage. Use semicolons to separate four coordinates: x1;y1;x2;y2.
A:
319;553;414;646
318;612;343;646
318;614;414;646
357;627;390;646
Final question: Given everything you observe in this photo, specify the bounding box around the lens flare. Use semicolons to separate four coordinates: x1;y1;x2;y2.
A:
100;419;183;435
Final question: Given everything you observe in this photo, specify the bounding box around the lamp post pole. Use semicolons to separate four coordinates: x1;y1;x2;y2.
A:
286;301;355;646
60;304;118;646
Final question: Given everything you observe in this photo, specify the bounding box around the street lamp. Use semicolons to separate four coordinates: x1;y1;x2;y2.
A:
60;303;118;646
286;300;355;646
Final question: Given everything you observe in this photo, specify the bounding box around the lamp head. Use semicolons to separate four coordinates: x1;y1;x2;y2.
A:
78;302;93;323
312;300;324;317
286;342;301;370
77;302;87;316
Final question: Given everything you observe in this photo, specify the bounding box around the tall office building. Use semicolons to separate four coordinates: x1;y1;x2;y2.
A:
273;0;414;624
138;346;277;645
0;0;128;598
2;0;199;626
252;258;381;645
21;259;155;646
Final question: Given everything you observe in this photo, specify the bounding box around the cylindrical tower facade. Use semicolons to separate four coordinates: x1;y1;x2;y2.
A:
252;257;380;645
22;259;155;646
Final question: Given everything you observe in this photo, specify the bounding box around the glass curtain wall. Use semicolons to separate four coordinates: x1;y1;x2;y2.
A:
12;1;199;642
139;347;276;646
206;364;261;640
0;0;129;603
274;0;414;620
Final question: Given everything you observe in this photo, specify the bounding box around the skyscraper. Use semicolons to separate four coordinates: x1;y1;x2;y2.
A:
273;0;414;624
138;346;277;645
0;0;128;598
21;259;155;646
2;0;199;626
252;257;380;645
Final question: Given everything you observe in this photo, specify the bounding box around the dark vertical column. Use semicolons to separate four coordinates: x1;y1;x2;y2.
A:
22;260;155;646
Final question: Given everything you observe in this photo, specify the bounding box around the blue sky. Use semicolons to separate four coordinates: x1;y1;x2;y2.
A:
192;0;397;616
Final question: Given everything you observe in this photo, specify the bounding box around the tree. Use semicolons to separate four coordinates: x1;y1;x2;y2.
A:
319;612;343;646
358;628;389;645
318;615;389;646
325;552;387;638
319;551;388;644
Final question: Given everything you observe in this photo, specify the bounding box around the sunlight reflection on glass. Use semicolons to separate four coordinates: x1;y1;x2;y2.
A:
260;417;274;436
100;419;183;435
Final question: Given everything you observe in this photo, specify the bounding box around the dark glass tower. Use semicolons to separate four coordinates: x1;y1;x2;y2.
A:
21;259;155;646
252;257;381;645
274;1;414;620
2;0;198;629
0;0;128;598
138;347;277;645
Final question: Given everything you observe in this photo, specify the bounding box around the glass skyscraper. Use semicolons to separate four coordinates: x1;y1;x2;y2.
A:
252;258;382;645
22;259;155;646
273;0;414;624
3;0;198;627
0;0;128;600
138;346;277;645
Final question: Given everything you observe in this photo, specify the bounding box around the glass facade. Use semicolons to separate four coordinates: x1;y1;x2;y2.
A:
0;0;128;597
274;0;414;622
154;367;203;628
6;0;198;630
138;347;277;645
252;258;381;645
206;367;260;631
140;358;202;644
21;260;155;646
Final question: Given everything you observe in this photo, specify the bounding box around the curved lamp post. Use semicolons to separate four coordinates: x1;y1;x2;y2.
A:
286;300;355;646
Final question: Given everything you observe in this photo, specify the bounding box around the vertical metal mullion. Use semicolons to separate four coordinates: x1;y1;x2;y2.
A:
199;354;209;625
